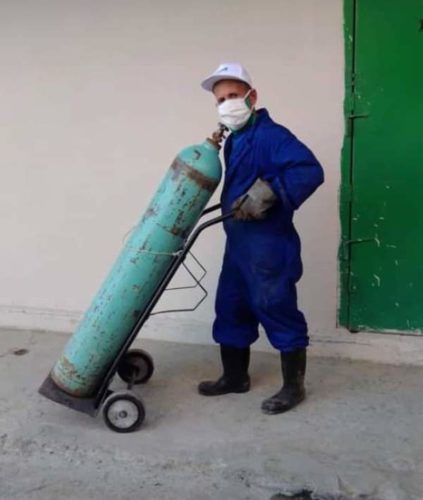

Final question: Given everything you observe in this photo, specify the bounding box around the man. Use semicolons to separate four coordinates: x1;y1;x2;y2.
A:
198;62;324;415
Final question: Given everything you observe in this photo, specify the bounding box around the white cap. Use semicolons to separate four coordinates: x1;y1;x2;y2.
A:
201;62;253;92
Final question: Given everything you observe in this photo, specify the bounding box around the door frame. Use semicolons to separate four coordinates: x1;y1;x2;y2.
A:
339;0;357;330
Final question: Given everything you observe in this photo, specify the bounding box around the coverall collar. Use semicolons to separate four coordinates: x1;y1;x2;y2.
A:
224;108;271;176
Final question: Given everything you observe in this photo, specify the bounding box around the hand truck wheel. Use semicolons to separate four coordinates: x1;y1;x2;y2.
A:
102;391;145;433
117;349;154;385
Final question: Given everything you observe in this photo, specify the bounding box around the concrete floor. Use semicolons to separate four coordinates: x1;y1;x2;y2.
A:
0;329;422;500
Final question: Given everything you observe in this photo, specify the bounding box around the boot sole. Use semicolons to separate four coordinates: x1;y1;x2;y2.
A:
261;395;305;415
198;385;250;396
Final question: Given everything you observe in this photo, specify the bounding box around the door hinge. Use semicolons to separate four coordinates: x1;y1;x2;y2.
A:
346;113;369;137
341;237;374;260
347;113;369;119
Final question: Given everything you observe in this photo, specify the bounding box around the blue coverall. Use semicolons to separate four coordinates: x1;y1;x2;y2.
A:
213;108;324;352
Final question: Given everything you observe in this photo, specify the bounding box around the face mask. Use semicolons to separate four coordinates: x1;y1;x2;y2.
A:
217;89;253;131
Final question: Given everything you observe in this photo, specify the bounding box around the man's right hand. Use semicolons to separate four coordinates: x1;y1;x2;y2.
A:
231;178;277;221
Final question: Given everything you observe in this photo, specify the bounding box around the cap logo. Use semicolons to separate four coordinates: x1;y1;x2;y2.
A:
217;66;229;73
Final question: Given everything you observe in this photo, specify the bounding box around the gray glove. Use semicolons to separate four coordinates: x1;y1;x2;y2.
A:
232;178;277;221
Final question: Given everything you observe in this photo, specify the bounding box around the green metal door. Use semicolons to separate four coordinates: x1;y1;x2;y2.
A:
341;0;423;333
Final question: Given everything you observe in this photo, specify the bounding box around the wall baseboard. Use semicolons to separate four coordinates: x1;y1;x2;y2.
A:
0;304;81;333
1;305;422;366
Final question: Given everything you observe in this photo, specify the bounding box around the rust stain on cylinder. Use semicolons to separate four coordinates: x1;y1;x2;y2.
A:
50;356;90;397
167;209;189;238
144;207;158;219
170;225;189;238
133;309;141;319
170;158;218;193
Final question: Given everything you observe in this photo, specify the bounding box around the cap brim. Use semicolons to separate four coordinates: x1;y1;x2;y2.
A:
201;75;250;92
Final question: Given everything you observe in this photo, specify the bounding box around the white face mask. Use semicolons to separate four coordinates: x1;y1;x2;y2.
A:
217;89;253;131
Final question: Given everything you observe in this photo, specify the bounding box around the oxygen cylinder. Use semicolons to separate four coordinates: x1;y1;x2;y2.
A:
50;135;222;397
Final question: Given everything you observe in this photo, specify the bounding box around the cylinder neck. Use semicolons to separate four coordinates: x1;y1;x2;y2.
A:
205;138;220;151
206;124;228;150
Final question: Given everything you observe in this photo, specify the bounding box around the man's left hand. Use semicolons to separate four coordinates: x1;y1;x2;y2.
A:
232;178;277;220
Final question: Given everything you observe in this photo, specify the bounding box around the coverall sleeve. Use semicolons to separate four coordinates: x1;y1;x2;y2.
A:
264;130;324;211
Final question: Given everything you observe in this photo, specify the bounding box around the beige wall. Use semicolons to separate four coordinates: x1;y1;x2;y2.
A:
4;0;418;363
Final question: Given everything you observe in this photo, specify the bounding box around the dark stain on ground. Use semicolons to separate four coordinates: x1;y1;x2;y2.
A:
270;492;378;500
270;491;313;500
12;348;29;356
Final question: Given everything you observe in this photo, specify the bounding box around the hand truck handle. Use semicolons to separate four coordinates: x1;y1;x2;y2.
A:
200;203;222;217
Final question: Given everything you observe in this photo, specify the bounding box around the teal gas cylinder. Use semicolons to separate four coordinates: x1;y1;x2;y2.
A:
50;136;222;397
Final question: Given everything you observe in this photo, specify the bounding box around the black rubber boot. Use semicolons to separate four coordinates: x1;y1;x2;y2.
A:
261;348;306;414
198;345;250;396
